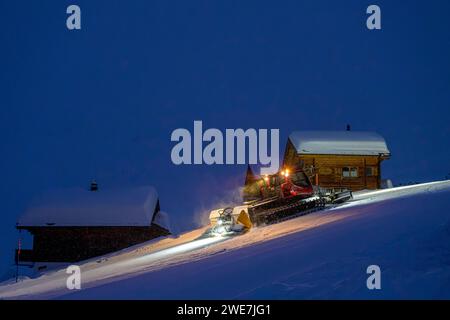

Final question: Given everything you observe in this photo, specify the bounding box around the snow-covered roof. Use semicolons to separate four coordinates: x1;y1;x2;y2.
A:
289;131;390;156
17;186;160;227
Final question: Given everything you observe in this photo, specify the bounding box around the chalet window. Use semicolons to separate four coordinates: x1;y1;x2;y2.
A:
342;167;350;177
342;167;358;178
366;167;376;176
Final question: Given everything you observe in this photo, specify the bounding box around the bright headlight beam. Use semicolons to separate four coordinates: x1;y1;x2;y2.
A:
135;236;226;263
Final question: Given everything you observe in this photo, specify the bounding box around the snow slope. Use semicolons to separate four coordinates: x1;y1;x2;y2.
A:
1;180;450;299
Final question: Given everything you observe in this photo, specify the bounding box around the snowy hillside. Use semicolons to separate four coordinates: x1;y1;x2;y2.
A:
1;180;450;299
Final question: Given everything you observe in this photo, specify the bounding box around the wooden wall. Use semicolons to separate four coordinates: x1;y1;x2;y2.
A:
297;154;381;190
18;224;170;263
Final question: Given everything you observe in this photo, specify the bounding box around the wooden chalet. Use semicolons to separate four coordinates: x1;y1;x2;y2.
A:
16;185;171;264
283;131;391;191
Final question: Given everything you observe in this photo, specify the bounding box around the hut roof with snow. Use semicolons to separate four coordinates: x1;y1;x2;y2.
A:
17;186;162;228
288;131;390;156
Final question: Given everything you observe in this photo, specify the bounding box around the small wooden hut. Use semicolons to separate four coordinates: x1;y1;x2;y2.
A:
283;131;390;191
16;186;170;263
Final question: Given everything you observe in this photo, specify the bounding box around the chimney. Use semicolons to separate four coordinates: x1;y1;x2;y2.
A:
90;179;98;192
346;124;351;131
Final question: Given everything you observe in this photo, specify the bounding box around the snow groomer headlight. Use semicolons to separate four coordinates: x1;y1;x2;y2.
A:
216;226;225;234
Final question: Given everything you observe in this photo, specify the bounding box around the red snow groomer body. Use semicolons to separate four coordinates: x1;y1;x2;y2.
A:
242;167;324;225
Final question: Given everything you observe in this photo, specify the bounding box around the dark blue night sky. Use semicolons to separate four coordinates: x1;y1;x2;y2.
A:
1;0;449;275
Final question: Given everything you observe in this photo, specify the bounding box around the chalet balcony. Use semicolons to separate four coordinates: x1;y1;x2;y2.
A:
15;249;34;264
